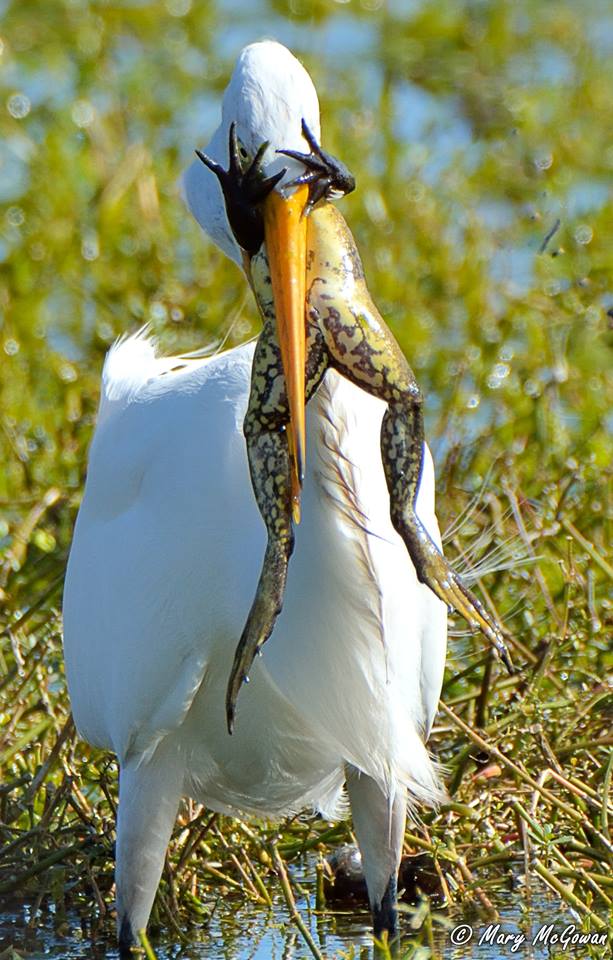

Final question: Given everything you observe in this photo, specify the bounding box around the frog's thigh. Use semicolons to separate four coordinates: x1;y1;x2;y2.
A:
313;300;425;513
317;304;414;403
243;320;328;540
242;325;291;541
244;322;288;431
245;318;329;432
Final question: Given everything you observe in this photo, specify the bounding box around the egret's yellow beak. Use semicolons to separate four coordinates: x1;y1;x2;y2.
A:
262;184;309;524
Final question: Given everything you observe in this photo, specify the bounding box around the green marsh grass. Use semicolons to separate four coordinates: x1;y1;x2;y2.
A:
0;0;611;956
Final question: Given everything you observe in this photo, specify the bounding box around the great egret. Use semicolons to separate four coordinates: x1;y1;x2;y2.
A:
63;40;500;953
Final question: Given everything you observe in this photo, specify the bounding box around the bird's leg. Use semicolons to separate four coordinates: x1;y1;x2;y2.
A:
226;251;328;733
115;740;183;955
279;118;356;216
307;202;512;669
345;768;406;944
196;122;286;255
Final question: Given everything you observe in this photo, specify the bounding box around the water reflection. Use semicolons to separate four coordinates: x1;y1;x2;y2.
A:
0;886;588;959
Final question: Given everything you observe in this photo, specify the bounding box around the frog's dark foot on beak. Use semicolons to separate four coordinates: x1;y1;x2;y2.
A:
278;118;356;217
196;122;286;255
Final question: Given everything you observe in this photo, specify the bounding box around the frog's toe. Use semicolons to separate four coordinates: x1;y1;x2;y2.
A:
450;575;513;670
277;118;355;213
196;123;287;254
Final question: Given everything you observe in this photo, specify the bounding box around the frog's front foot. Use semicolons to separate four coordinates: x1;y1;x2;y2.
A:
401;515;513;671
196;122;286;255
279;119;356;216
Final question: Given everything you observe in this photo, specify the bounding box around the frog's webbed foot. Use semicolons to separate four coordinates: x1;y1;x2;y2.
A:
401;517;513;671
196;122;286;255
278;119;356;217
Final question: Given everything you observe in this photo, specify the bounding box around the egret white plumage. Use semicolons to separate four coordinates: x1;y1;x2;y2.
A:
63;40;503;953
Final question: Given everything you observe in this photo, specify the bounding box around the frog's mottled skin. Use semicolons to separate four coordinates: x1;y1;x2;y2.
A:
226;202;509;729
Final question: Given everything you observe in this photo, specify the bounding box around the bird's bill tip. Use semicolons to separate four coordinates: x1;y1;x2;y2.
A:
262;184;309;523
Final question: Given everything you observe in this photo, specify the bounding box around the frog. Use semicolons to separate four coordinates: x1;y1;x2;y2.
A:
196;122;511;732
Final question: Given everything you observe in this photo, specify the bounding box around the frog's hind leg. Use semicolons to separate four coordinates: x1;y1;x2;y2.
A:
380;396;509;662
225;420;294;734
226;306;328;732
310;216;510;664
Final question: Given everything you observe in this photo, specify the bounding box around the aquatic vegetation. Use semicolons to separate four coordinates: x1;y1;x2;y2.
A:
0;0;611;956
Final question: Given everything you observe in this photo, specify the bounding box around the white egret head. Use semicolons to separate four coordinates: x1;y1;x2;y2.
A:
183;41;320;265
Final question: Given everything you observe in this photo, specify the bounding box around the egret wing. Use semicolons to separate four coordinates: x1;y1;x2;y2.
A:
63;337;260;763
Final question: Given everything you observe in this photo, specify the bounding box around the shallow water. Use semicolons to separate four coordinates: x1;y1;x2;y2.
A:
1;871;604;959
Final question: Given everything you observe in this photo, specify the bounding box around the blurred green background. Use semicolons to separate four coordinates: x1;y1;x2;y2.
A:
1;0;611;521
0;2;612;955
